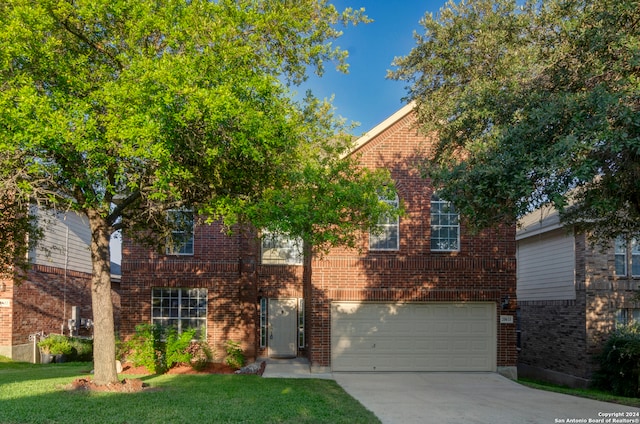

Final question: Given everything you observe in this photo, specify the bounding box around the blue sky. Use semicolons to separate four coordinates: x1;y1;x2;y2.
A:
298;0;448;135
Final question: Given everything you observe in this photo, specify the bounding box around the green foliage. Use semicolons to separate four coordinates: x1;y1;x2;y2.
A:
391;0;640;242
0;0;375;383
125;324;167;374
592;324;640;397
165;328;196;369
125;324;213;373
224;340;245;370
37;334;72;355
68;337;93;362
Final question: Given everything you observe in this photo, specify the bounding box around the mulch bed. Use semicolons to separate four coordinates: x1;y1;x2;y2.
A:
68;361;262;393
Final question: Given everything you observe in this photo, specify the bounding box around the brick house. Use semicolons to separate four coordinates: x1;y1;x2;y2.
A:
120;103;518;377
0;208;121;362
516;207;638;387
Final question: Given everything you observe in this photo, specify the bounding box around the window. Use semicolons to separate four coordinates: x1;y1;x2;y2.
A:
369;193;399;250
615;237;640;277
616;308;640;325
261;232;303;265
166;210;194;255
632;239;640;277
260;297;268;348
152;288;207;336
430;193;459;251
615;237;627;276
298;298;305;349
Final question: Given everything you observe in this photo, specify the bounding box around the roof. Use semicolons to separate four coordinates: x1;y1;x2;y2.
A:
351;101;416;152
516;206;563;240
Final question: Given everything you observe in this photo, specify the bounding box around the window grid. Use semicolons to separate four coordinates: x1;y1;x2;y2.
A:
369;195;399;251
430;194;460;251
166;210;194;255
151;288;207;336
615;237;627;276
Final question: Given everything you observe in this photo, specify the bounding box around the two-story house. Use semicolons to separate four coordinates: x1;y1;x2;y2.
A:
120;104;518;377
0;207;121;362
517;206;640;387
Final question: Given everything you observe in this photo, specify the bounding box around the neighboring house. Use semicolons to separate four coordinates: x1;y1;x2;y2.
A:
0;208;121;362
516;207;636;387
120;104;518;377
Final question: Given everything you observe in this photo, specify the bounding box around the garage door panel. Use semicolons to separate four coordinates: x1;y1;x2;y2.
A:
331;302;496;372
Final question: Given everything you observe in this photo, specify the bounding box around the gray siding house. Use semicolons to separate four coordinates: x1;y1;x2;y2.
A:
516;207;639;387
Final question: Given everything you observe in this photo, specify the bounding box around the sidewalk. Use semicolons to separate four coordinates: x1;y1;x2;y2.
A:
259;357;333;379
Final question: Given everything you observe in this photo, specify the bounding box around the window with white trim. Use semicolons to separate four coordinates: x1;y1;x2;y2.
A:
261;232;303;265
430;193;459;251
632;238;640;277
369;193;399;251
615;237;627;276
151;288;207;336
166;210;194;255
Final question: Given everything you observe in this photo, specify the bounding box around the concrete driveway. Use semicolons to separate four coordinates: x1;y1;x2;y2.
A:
333;372;640;424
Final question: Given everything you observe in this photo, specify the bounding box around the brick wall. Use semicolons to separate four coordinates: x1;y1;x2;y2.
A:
120;108;518;371
0;264;121;361
518;233;640;387
306;111;517;369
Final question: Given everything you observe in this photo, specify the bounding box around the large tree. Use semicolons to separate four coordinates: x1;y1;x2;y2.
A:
391;0;640;242
0;0;380;385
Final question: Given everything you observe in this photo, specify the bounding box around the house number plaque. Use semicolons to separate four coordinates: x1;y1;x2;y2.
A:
500;315;513;324
0;299;10;308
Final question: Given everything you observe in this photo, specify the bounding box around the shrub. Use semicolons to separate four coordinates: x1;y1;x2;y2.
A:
125;323;167;374
68;337;93;362
38;334;72;355
165;328;196;369
592;323;640;397
224;340;245;369
187;339;214;371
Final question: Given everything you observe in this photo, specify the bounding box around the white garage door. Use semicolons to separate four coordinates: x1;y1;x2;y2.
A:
331;302;496;372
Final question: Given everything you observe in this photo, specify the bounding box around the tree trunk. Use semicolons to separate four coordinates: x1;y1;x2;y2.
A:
87;209;118;385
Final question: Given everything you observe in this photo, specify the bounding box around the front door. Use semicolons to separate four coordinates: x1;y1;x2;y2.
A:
268;298;297;358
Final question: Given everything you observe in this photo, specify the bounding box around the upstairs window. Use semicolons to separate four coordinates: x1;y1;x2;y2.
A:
616;237;628;276
616;237;640;277
369;193;399;251
261;232;303;265
430;193;459;251
632;239;640;277
166;210;194;255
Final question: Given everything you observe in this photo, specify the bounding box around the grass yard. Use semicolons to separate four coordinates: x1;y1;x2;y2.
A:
518;378;640;408
0;358;380;424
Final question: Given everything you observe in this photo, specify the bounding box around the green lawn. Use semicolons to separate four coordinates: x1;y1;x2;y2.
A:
0;358;380;424
518;378;640;408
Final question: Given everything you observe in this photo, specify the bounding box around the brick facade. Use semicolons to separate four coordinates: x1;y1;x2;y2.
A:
518;232;639;387
0;264;121;362
120;106;518;374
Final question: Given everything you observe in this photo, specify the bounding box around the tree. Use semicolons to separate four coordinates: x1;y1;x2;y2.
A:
240;94;399;253
0;0;373;386
390;0;640;243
